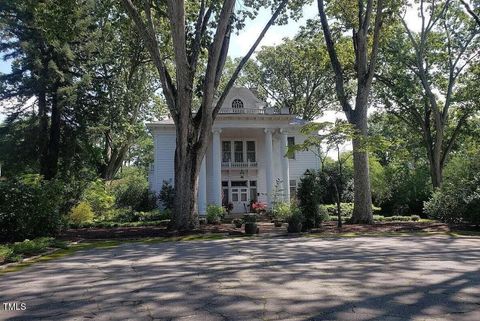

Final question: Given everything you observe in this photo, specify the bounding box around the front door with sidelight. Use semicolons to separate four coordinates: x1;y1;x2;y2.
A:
230;180;249;213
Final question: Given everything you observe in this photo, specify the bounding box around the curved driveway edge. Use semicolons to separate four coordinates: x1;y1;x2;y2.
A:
1;236;479;320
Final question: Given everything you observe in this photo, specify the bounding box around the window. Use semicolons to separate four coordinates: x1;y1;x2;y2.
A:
232;99;244;109
222;141;231;163
246;141;256;162
289;179;297;199
249;180;257;202
287;136;296;159
234;141;243;162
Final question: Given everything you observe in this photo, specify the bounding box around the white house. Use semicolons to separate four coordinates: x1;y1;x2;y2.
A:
147;87;320;214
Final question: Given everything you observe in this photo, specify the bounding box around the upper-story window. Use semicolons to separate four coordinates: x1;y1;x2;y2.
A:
232;99;244;109
287;136;296;159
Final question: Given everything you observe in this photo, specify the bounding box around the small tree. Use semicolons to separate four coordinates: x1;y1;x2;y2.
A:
290;120;354;227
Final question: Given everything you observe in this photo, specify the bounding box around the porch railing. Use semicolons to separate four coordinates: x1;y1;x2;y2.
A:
222;161;258;168
219;107;289;115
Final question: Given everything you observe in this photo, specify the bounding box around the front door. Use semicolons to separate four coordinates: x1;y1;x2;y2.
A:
230;180;249;213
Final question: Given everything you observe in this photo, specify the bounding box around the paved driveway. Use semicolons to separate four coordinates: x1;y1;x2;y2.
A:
1;236;479;321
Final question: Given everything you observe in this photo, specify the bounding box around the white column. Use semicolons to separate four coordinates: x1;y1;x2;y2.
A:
264;128;274;206
212;129;222;206
198;157;207;215
280;130;291;201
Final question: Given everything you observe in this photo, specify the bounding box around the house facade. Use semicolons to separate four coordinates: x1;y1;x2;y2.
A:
148;87;319;214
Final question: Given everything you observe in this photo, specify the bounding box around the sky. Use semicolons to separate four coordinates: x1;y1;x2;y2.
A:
0;2;422;124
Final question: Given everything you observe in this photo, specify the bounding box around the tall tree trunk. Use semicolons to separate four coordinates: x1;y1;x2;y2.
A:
350;102;373;224
42;90;61;180
38;88;49;174
173;128;202;230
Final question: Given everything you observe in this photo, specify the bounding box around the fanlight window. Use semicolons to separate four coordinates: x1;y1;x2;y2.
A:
232;99;244;109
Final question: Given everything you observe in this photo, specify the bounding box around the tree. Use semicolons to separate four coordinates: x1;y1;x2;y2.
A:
290;120;354;226
240;35;335;120
79;2;162;180
376;0;480;188
316;0;390;223
121;0;304;230
460;0;480;26
0;0;97;179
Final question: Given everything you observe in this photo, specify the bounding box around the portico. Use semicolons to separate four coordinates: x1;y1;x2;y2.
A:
148;87;320;215
197;125;291;214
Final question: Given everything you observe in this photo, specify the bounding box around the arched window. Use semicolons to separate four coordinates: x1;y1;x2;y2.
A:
232;99;244;109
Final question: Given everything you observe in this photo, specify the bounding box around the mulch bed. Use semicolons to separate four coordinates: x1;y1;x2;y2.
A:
59;221;465;241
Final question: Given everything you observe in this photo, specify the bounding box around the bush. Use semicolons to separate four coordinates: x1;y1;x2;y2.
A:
0;175;64;242
324;203;381;218
206;204;224;224
69;201;94;225
0;237;67;264
138;209;171;221
318;205;330;224
297;171;323;229
424;148;480;225
159;180;175;210
84;180;115;221
271;202;292;220
286;204;304;233
110;168;156;212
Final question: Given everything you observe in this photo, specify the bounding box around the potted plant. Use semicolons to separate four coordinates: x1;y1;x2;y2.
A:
251;201;267;215
223;202;234;215
271;201;291;227
232;218;243;228
286;204;303;233
243;213;258;235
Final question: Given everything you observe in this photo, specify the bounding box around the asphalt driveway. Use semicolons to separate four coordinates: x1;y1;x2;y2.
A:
1;235;479;320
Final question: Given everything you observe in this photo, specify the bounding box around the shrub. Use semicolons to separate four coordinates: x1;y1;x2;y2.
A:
69;201;94;225
0;237;67;264
373;215;385;222
286;204;304;233
206;204;224;224
84;180;115;221
411;215;420;222
138;209;171;222
298;171;323;229
271;202;291;220
109;168;156;212
0;175;64;242
318;205;330;224
159;180;175;210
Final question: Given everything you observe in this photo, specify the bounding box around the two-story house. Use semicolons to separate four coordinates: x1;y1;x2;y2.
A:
147;87;320;214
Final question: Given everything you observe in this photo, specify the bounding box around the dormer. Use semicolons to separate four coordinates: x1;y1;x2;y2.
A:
219;87;289;115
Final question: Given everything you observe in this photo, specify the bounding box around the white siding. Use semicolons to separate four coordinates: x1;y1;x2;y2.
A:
151;129;176;194
288;133;320;183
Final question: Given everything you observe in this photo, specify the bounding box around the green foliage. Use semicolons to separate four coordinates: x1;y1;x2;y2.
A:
272;202;292;220
83;180;115;221
0;237;67;264
297;170;324;230
206;205;225;224
0;175;64;242
286;203;304;233
424;148;480;224
69;202;94;225
239;34;334;120
159;180;175;210
109;168;156;212
318;205;330;223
